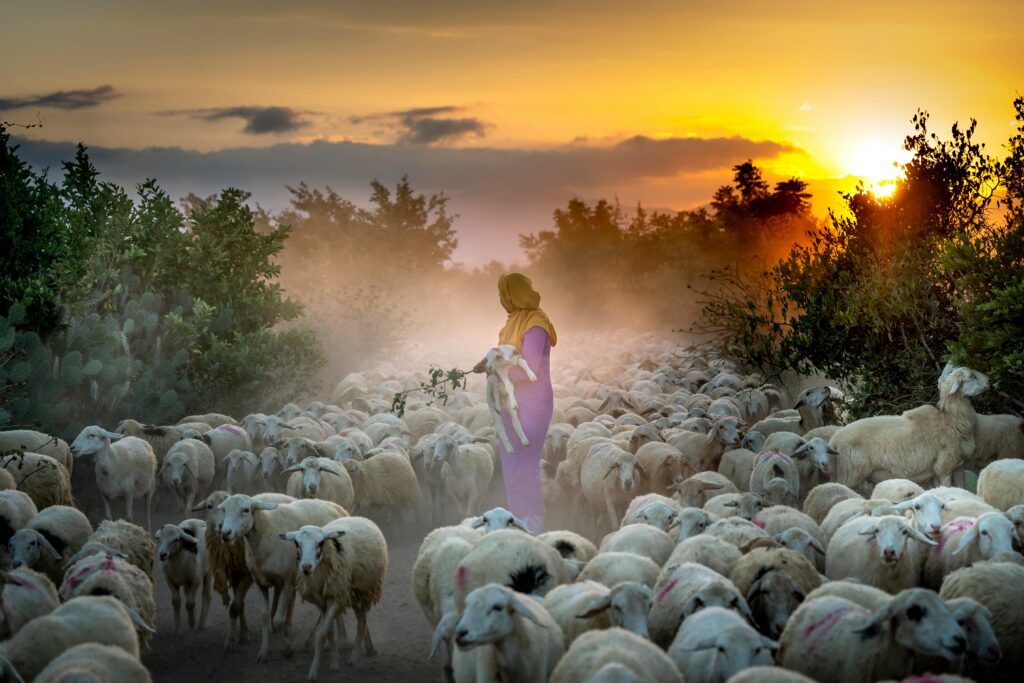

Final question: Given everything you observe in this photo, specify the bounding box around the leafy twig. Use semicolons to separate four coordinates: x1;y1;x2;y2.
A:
390;366;473;417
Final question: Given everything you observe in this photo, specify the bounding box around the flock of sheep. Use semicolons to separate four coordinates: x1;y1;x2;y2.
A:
0;331;1022;683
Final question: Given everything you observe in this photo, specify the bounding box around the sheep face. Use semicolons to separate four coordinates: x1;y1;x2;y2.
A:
281;525;339;576
638;502;679;532
288;458;326;497
741;431;765;452
603;582;652;639
333;439;362;463
712;418;742;448
762;478;796;507
544;430;570;463
261;416;291;442
9;528;61;569
258;448;284;481
226;450;258;484
773;528;825;564
278;403;303;421
161;452;197;488
676;509;712;542
193;491;230;531
682;583;753;623
605;460;644;493
947;597;1001;665
69;425;122;457
240;414;266;444
893;493;946;538
952;513;1018;558
284;438;315;467
860;589;965;661
453;585;542;649
744;569;805;638
940;367;988;398
428;436;459;471
723;493;764;521
217;494;278;543
684;625;776;679
795;386;831;410
155;524;199;562
859;516;934;565
793;437;833;475
471;507;529;534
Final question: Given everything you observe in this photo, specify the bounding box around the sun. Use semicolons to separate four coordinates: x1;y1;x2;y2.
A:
844;140;911;198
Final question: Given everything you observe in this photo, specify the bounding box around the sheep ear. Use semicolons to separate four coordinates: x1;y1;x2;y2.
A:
509;597;547;628
124;606;156;634
602;463;620;480
279;531;297;541
951;526;978;555
810;537;826;555
192;498;211;512
322;529;346;541
282;465;301;473
253;501;279;511
679;635;719;652
179;531;199;545
0;655;27;683
793;442;809;456
858;525;879;537
891;499;914;512
703;482;725;491
35;534;63;561
429;612;458;661
510;518;530;533
99;429;124;441
854;602;896;637
634;461;649;480
469;516;486;529
745;577;765;602
576;594;612;619
827;444;839;455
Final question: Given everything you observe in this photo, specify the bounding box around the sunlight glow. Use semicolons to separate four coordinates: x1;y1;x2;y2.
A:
844;140;911;198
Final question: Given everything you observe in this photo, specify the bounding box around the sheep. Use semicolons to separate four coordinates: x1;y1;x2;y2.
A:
157;438;215;518
748;416;803;438
451;584;563;683
666;416;742;471
342;451;421;524
728;548;822;638
181;413;238;428
9;505;92;586
542;580;652;645
671;471;739;508
675;508;717;542
821;497;896;541
59;550;155;647
940;497;998;525
429;435;491;518
773;528;826;570
577;552;661;591
705;517;770;549
804;580;891;611
580;443;649;533
114;419;208;464
536;530;598;564
718;447;759;491
967;412;1024;471
668;607;777;683
257;446;289;491
455;529;570;605
620;494;681;532
65;519;156;582
217;494;346;661
912;596;1002;679
749;449;800;503
635;442;693;495
478;344;538;454
0;490;37;564
666;535;742;578
789;437;836;500
649;562;753;648
70;426;156;529
825;514;935;592
468;507;530;534
599;524;674;566
830;367;988;490
283;516;388;679
802;482;862;525
922;513;1018;589
549;627;683;683
285;456;355;511
33;642;152;683
0;596;152;682
725;668;817;683
779;589;966;683
0;430;72;474
224;449;262;494
940;561;1024;675
413;524;484;622
871;478;926;503
755;506;826;549
976;458;1024;511
155;519;212;634
0;452;73;510
0;569;59;639
704;492;766;522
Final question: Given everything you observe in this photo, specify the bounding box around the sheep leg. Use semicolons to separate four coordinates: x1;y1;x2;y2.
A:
604;496;620;535
305;612;324;651
171;586;182;635
329;615;343;671
185;581;198;630
308;604;338;682
237;576;252;642
125;494;134;523
256;585;272;662
145;486;154;532
350;609;375;663
199;572;212;629
274;583;296;658
102;496;113;521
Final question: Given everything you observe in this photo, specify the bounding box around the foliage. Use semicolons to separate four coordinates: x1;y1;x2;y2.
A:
390;366;471;417
700;101;1023;416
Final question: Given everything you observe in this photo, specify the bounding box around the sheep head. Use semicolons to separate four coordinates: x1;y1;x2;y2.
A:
855;588;965;662
858;516;935;565
454;584;546;649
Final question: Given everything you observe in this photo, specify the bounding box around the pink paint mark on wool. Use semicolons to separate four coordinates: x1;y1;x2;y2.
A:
801;607;855;650
456;565;468;593
755;448;788;464
934;519;974;555
753;518;766;529
8;574;41;595
217;424;246;438
656;578;679;604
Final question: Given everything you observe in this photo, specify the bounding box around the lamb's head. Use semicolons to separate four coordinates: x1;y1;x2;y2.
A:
217;494;278;543
285;457;340;497
602;455;647;493
428;435;459;471
258;447;285;482
773;528;825;565
761;477;796;507
940;367;989;399
892;492;947;538
855;588;965;661
9;528;61;569
636;501;679;532
676;508;714;542
794;386;831;410
682;582;754;624
470;507;529;534
192;491;230;530
114;418;144;436
744;568;806;638
946;596;1001;665
454;584;545;649
69;425;123;457
952;513;1018;558
155;523;200;562
281;524;343;576
333;438;362;463
576;581;652;640
722;493;765;522
712;417;742;448
793;437;835;475
858;515;935;565
741;430;766;453
159;449;198;487
480;345;520;374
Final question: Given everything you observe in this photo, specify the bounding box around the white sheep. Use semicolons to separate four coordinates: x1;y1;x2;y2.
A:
598;524;674;566
704;492;766;522
549;627;682;683
779;589;966;683
8;505;91;586
704;517;770;549
542;579;652;646
70;426;157;530
59;551;156;647
33;642;152;683
648;562;753;648
429;435;493;518
773;528;826;569
478;344;537;454
728;547;822;638
830;367;988;490
158;438;215;518
283;516;387;679
257;446;289;491
285;456;355;510
577;552;661;591
155;519;212;634
0;595;153;682
635;441;693;495
0;430;72;474
579;443;649;532
0;568;59;639
666;417;742;471
666;535;741;578
469;507;530;534
217;493;346;662
455;529;570;604
940;560;1024;673
820;497;896;542
825;514;935;592
675;507;717;542
801;482;862;525
620;494;681;532
342;451;421;525
0;451;74;510
451;584;564;683
671;471;739;508
669;607;776;683
976;458;1024;511
870;478;925;502
922;513;1018;589
718;447;759;491
749;449;801;504
224;449;262;495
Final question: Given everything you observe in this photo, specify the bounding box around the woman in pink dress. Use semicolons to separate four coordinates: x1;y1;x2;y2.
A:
492;272;556;534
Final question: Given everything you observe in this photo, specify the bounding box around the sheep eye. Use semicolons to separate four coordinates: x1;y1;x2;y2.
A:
981;530;989;536
902;530;909;536
906;605;926;621
717;645;726;653
914;505;921;510
491;605;502;612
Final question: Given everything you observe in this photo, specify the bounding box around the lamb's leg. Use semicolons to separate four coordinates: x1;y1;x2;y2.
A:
256;585;272;662
309;604;337;682
515;357;537;382
185;581;198;630
171;586;182;635
604;496;621;534
488;378;515;453
508;404;530;447
306;612;324;651
236;575;252;643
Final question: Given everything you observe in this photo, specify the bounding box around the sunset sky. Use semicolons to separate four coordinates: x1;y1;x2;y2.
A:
3;0;1022;263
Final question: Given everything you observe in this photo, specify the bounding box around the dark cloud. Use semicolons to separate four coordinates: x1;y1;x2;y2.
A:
0;85;119;111
160;106;312;134
13;133;799;262
351;105;489;145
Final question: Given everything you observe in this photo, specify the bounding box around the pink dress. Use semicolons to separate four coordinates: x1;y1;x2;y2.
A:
498;326;553;533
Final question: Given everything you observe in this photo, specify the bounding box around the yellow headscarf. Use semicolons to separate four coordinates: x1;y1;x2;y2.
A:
497;272;557;351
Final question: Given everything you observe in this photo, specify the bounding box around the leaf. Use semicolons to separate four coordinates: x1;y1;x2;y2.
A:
6;303;25;326
82;359;103;376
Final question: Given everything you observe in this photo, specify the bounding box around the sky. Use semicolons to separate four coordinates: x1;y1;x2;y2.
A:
2;0;1022;264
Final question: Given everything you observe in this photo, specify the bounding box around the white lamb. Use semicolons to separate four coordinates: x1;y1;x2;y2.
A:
542;580;652;645
8;505;91;586
668;607;776;683
155;519;212;634
430;435;494;518
70;426;157;530
477;344;537;454
576;552;661;590
825;514;935;592
451;584;563;683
